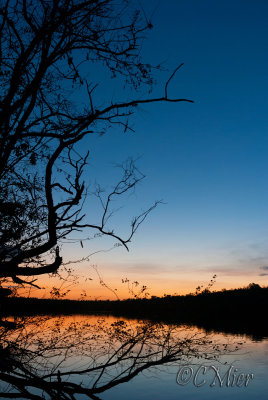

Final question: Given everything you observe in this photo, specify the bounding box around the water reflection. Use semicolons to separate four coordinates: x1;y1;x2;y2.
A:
0;315;267;399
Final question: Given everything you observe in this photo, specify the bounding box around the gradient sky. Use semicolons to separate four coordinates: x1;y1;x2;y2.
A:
30;0;268;300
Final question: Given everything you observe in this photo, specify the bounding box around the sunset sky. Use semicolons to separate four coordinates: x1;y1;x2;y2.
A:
28;0;268;300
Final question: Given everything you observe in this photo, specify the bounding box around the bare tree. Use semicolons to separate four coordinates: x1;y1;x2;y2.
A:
0;0;193;286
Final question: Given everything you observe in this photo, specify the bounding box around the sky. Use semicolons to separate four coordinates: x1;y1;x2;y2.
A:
30;0;268;300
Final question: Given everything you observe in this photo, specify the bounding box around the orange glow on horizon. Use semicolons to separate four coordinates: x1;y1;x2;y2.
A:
12;270;267;301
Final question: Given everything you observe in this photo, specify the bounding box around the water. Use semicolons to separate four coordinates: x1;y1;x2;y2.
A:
101;339;268;400
1;314;267;399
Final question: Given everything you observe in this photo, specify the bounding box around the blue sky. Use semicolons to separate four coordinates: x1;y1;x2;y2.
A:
44;0;268;299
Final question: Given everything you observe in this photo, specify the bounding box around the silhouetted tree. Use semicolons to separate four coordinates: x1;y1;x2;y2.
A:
0;0;193;286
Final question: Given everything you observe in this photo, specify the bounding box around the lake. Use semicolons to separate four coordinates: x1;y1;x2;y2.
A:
1;314;267;399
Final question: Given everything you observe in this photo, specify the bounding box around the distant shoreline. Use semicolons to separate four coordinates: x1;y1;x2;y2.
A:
1;285;268;339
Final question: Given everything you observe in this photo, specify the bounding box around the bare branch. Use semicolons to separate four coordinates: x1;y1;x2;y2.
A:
165;63;184;98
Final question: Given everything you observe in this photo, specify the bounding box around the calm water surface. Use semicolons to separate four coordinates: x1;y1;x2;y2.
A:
3;314;268;400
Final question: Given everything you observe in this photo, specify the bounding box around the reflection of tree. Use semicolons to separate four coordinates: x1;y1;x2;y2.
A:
0;316;242;399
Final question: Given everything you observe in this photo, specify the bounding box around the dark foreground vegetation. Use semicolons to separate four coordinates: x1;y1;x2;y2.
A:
1;284;268;339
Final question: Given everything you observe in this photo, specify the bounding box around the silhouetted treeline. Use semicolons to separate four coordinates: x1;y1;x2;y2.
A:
2;284;268;339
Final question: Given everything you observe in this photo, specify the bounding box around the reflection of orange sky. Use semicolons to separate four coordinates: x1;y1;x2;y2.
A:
7;314;255;360
15;263;267;300
8;314;247;345
6;314;250;373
